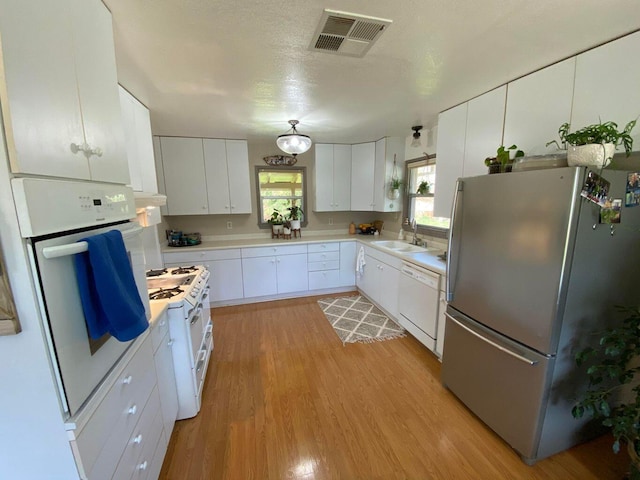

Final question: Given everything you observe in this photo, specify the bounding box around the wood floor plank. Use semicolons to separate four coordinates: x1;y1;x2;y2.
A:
159;295;628;479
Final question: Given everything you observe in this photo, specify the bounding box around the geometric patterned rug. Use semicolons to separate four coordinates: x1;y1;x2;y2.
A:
317;295;406;344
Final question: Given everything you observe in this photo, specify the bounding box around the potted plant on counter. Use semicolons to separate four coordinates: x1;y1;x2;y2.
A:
286;205;304;230
546;120;636;168
268;210;284;237
572;305;640;478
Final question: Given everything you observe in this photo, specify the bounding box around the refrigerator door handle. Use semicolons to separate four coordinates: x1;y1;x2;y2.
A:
447;179;463;301
446;313;539;366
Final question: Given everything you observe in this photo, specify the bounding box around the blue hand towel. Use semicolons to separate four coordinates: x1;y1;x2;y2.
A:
74;230;148;342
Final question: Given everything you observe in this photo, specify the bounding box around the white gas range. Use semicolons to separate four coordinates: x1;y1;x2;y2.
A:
146;265;212;419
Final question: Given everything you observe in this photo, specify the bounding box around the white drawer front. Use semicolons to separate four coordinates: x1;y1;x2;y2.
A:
307;242;340;253
79;338;156;480
309;270;340;290
113;388;163;480
241;244;307;258
150;313;169;353
308;251;340;263
163;248;241;264
308;260;340;272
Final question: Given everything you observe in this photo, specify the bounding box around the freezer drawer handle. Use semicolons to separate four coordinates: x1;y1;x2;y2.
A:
446;313;539;366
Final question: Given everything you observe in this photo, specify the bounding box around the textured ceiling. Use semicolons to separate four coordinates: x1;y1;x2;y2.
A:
104;0;640;145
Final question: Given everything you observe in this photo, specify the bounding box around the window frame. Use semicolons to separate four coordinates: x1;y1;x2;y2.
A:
254;165;308;229
402;155;449;239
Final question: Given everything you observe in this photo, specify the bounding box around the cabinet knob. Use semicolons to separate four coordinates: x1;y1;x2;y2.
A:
224;205;229;209
133;434;143;444
202;206;207;210
128;404;137;415
138;461;148;471
167;339;174;347
122;375;133;385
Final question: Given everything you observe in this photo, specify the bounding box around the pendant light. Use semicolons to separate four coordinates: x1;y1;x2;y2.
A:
411;125;423;148
276;120;312;156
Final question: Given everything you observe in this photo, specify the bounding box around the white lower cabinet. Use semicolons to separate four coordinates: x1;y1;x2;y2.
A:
356;246;401;319
435;282;447;359
152;309;178;446
164;249;244;305
67;333;169;480
241;245;308;298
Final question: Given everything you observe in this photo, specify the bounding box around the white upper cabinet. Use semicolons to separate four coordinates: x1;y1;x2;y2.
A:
504;58;576;156
373;137;405;213
314;144;351;211
434;103;467;218
160;137;209;215
119;86;158;192
463;86;506;178
572;31;640;152
204;139;251;214
351;142;376;211
0;0;129;183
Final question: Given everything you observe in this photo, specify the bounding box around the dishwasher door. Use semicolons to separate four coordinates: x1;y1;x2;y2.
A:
398;263;439;349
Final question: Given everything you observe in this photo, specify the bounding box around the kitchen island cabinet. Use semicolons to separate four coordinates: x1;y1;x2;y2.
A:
314;143;352;211
0;0;129;183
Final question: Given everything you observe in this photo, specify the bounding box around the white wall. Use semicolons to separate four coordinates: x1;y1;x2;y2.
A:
0;120;78;478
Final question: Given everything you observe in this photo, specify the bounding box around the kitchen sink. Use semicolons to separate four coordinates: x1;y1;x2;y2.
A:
371;240;437;254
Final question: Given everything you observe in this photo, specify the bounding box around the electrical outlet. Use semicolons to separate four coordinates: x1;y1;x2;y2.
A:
226;221;232;229
329;218;333;225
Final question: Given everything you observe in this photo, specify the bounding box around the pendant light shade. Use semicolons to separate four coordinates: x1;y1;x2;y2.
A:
411;125;423;148
276;120;312;156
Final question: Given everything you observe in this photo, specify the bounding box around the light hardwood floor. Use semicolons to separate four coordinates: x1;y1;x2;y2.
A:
160;295;627;479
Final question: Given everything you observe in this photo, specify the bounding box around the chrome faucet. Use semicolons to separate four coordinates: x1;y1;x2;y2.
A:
411;219;419;245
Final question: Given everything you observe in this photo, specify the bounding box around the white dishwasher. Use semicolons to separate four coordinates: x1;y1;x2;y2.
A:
398;262;440;352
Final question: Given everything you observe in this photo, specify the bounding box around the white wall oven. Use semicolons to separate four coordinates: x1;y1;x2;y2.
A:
11;178;150;418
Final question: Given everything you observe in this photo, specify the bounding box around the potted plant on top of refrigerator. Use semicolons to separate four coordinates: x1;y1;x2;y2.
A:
546;120;636;168
572;305;640;479
484;145;525;174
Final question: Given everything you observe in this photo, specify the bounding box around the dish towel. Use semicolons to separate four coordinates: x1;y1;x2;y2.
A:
356;246;366;276
74;230;148;342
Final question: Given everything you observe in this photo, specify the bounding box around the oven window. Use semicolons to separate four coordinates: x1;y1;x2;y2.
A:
255;166;307;228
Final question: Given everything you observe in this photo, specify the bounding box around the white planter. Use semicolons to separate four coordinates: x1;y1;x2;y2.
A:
272;224;283;234
567;143;615;168
289;219;301;230
387;188;400;200
283;227;291;235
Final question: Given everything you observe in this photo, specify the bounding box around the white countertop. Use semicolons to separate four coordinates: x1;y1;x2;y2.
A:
162;233;447;276
149;301;168;326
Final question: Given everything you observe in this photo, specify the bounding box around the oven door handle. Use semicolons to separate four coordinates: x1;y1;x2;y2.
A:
42;225;143;259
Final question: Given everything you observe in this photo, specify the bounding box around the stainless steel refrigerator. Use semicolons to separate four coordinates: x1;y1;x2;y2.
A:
441;166;640;464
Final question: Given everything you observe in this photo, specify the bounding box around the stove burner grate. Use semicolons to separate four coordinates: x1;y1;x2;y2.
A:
149;286;183;300
146;268;168;277
171;266;198;275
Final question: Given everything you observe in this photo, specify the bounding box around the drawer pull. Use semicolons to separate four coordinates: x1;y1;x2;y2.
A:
122;375;132;385
133;434;143;444
138;461;148;471
159;320;166;327
167;339;174;347
128;405;137;415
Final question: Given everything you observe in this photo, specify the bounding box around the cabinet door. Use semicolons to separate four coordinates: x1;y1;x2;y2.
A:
374;137;404;213
314;144;334;211
0;0;87;179
434;103;467;218
134;96;157;193
463;86;506;179
350;142;375;211
160;137;209;215
203;139;231;214
503;58;575;156
70;0;129;184
119;87;142;190
377;262;400;318
356;254;377;298
226;140;252;214
154;329;178;444
242;257;277;297
435;290;447;359
339;242;356;287
209;259;244;302
154;136;169;216
572;32;640;152
333;144;352;211
276;253;308;293
373;138;387;211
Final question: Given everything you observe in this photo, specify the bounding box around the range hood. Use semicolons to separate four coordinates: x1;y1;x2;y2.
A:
134;191;167;208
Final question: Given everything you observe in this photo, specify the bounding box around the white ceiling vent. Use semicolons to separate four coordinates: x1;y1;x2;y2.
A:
310;9;392;58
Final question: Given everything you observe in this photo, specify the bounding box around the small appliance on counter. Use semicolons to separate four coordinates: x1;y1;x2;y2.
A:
166;230;201;247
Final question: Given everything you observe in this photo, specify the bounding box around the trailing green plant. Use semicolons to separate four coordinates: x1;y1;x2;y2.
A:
416;181;430;195
546;120;637;157
572;305;640;475
268;209;283;225
484;144;525;167
286;205;304;221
